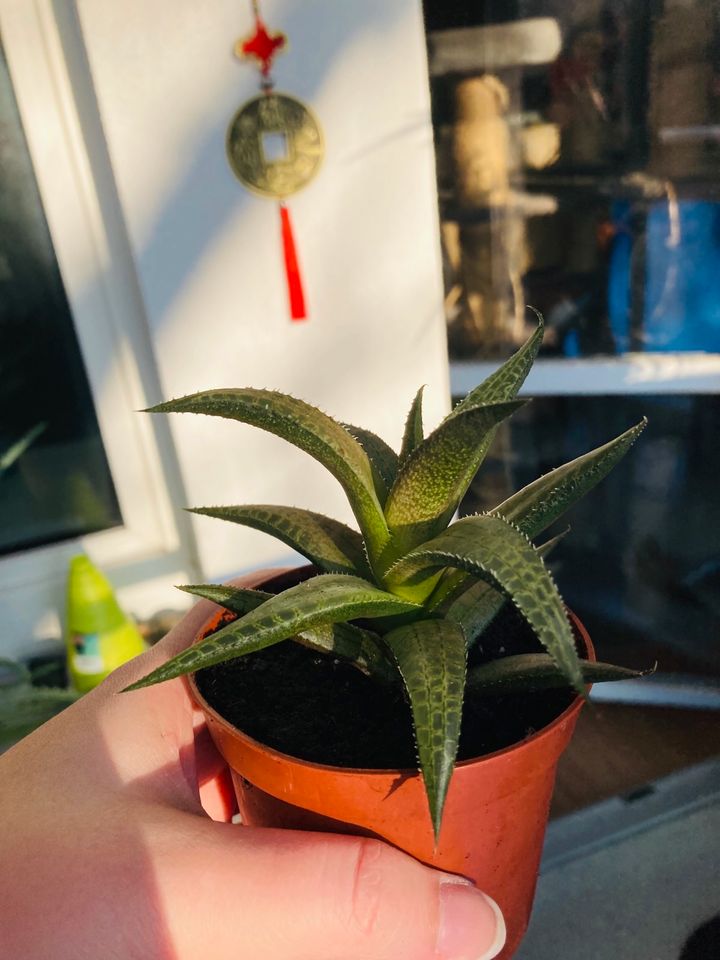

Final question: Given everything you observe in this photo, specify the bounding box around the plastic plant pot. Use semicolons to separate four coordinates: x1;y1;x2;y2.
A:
188;568;594;959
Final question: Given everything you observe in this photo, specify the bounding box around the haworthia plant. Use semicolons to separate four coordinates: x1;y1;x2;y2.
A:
435;528;570;640
178;583;396;683
341;422;399;502
383;618;466;835
385;515;585;695
382;400;526;564
127;320;646;838
186;505;372;579
399;385;425;463
466;654;643;697
127;574;419;686
147;389;391;573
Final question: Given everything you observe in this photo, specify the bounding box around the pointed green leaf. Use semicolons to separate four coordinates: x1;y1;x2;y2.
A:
147;389;389;564
467;654;641;696
383;321;540;567
399;386;425;463
178;582;396;683
383;618;466;839
536;527;571;557
187;505;371;577
449;316;543;418
177;582;271;614
495;420;647;539
280;618;395;684
439;526;571;642
383;401;525;559
429;525;568;617
297;621;398;684
341;423;399;502
443;579;504;646
124;574;420;691
386;514;584;695
424;569;470;613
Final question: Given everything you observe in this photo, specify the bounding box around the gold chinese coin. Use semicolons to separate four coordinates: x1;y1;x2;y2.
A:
226;92;324;198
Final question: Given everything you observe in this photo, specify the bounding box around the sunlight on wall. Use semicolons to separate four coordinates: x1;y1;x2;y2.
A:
76;0;450;581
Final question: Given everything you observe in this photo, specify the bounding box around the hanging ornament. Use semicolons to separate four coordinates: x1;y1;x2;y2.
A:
227;0;324;321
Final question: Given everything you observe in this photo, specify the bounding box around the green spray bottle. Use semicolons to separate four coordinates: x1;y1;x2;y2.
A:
66;555;146;692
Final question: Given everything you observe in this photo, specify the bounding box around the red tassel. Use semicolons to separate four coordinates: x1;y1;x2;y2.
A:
279;203;307;321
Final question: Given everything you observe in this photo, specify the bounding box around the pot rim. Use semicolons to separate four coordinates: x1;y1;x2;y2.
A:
188;595;595;780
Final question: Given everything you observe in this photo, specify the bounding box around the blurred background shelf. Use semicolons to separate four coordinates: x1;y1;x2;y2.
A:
452;353;720;396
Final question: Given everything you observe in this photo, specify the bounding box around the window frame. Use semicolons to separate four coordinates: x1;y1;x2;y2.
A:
0;0;196;654
451;353;720;398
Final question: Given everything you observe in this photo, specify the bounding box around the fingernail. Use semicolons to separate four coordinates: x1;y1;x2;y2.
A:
436;877;507;960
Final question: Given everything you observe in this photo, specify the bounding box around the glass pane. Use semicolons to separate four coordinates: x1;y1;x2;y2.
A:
0;40;122;556
424;2;720;359
459;394;720;674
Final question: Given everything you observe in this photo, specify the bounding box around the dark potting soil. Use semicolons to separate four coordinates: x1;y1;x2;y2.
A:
195;571;577;769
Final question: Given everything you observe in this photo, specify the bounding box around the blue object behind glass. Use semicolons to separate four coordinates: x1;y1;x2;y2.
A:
609;201;720;354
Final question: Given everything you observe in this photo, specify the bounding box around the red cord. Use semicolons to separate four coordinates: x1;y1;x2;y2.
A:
280;203;307;321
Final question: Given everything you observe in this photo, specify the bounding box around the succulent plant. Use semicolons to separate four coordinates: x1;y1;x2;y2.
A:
126;321;645;835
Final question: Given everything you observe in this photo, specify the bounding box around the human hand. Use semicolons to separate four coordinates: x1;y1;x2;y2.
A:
0;574;505;960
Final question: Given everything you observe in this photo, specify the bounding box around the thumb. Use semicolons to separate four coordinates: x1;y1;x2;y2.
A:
159;818;506;960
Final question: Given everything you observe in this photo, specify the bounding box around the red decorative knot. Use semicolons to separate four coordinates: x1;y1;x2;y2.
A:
237;18;287;77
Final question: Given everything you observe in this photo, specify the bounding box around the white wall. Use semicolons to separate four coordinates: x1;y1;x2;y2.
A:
76;0;450;582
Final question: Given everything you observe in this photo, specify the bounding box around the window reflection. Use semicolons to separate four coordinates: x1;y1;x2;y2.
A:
424;2;720;359
0;41;122;556
459;394;720;673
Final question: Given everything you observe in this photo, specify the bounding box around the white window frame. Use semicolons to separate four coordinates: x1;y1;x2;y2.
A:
0;0;198;654
452;352;720;397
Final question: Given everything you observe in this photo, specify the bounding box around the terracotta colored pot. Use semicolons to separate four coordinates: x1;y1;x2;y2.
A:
188;568;594;959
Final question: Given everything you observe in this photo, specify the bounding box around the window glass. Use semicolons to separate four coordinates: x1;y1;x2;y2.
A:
424;2;720;359
459;393;720;674
0;40;122;556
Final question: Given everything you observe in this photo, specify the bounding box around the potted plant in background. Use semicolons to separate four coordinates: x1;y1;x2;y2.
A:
0;658;80;750
126;320;645;958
